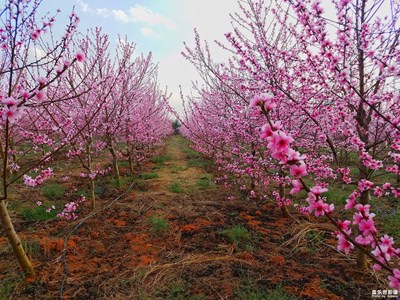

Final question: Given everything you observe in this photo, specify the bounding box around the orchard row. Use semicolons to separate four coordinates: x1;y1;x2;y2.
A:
180;0;400;289
0;1;171;278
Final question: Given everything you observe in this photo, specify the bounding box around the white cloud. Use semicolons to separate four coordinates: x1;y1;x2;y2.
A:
128;5;176;29
112;10;130;23
96;8;111;18
140;27;160;39
75;0;91;13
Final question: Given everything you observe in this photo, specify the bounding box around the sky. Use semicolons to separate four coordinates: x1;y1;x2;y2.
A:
37;0;241;113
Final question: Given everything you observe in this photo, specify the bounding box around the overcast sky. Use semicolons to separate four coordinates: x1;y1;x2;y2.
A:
39;0;241;113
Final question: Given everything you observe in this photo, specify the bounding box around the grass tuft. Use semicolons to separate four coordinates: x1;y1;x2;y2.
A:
169;182;184;193
148;215;169;233
223;225;251;247
41;183;66;200
20;205;57;221
141;172;159;180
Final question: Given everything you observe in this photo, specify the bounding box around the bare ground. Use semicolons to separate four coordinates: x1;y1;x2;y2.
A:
0;135;380;299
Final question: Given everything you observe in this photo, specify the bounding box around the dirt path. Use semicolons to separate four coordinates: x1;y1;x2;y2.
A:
2;136;375;299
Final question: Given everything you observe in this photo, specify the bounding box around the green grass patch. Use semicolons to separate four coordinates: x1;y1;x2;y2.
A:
223;225;251;248
169;165;188;172
188;158;210;169
140;172;159;180
169;182;184;193
110;176;133;189
0;275;23;300
20;205;57;221
195;175;214;189
324;186;350;206
148;215;169;233
41;183;66;200
382;210;400;241
151;155;171;165
118;161;130;167
236;279;295;300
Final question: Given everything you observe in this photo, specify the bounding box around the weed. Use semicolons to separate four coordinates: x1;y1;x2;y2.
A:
223;225;251;247
132;178;149;191
148;215;169;233
22;239;41;257
306;231;325;243
94;185;106;197
383;210;400;241
110;176;132;189
167;284;186;300
118;161;130;167
41;183;66;200
236;278;295;300
169;165;188;172
140;172;159;180
188;158;210;169
0;275;22;299
151;155;170;165
196;175;214;189
169;182;184;193
20;205;57;221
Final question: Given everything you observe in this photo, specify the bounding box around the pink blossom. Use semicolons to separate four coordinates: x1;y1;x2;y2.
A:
290;162;307;178
313;200;328;217
286;149;306;164
389;269;400;289
337;220;351;231
310;185;328;196
337;234;354;254
75;51;85;62
2;105;24;123
355;234;373;246
2;97;16;106
260;124;273;139
36;91;45;101
290;180;302;194
37;77;47;86
359;218;377;235
269;131;293;153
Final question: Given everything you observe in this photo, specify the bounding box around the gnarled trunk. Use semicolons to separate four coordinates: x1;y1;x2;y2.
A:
0;200;35;277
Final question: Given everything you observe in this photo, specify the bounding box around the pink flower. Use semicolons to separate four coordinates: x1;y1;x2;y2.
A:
337;234;354;254
310;185;328;196
260;124;273;139
359;218;377;235
36;91;45;101
2;97;16;106
290;162;307;178
268;131;293;154
389;269;400;289
380;235;394;247
290;180;302;194
75;51;85;62
313;200;328;217
355;234;373;246
286;149;306;164
2;105;24;123
31;28;41;40
337;220;351;231
249;93;275;109
37;77;47;86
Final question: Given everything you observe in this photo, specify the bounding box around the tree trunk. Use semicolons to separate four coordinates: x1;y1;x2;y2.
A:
128;153;135;175
86;144;96;209
89;178;96;209
110;145;121;186
0;200;35;277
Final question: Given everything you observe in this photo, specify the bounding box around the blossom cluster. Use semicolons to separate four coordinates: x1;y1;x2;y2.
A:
23;168;54;187
57;195;86;221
